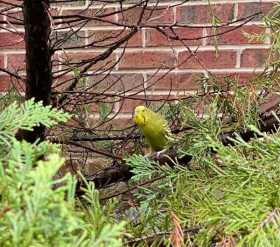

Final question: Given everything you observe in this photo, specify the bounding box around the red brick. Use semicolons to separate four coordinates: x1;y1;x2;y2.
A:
119;51;176;70
146;27;203;47
108;118;134;128
119;95;177;113
146;73;202;90
146;73;177;90
55;73;145;92
5;7;58;27
178;50;236;69
119;97;146;113
206;25;266;45
0;55;4;68
241;49;269;68
88;116;133;129
61;8;117;27
0;75;12;91
59;52;117;71
0;75;25;92
229;72;258;85
6;10;24;27
51;0;86;7
0;32;25;49
90;73;145;91
177;4;234;24
176;73;204;90
7;54;25;71
88;100;117;113
237;2;274;21
51;53;59;67
88;29;142;48
51;31;86;49
51;53;60;73
0;0;22;8
52;75;73;91
118;6;174;26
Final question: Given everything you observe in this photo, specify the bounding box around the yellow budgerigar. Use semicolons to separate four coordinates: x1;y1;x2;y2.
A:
133;105;173;152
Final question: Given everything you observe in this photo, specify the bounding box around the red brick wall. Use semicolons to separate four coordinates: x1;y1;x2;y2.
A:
0;0;276;119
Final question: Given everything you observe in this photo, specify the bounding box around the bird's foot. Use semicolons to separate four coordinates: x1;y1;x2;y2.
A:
156;149;167;160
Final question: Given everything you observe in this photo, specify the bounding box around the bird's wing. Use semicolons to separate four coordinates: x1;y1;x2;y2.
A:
157;113;174;142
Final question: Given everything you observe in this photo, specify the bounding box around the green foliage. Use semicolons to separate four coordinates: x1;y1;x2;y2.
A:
122;5;280;246
124;99;280;246
0;87;24;112
0;99;70;155
180;124;280;246
0;98;69;131
1;2;278;246
264;3;280;56
125;154;159;182
0;99;125;247
180;100;221;164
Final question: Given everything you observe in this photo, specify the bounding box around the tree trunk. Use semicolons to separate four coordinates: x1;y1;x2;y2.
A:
18;0;52;142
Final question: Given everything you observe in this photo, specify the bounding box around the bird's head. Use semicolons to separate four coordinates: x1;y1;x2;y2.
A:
133;105;147;127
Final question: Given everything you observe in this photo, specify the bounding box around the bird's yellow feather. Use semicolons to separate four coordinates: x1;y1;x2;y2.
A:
133;105;172;151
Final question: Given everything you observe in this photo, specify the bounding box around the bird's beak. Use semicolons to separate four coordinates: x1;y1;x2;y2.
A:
133;113;145;126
